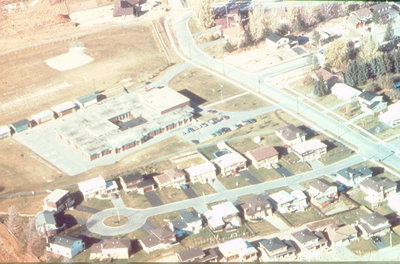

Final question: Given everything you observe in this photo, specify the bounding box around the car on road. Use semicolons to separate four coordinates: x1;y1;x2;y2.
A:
220;127;231;133
187;127;195;133
181;131;186;136
207;109;218;114
210;133;217;137
201;122;208;127
221;115;230;120
191;139;199;144
235;123;243;129
245;119;256;124
215;131;222;136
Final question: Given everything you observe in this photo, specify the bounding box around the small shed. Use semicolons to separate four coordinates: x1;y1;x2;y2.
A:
31;110;55;125
74;93;97;109
10;119;30;133
0;125;11;139
51;101;77;117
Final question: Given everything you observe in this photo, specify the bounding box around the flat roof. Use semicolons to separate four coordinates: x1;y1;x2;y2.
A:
140;87;190;114
219;238;247;256
184;162;216;176
78;176;106;192
291;139;327;154
0;125;10;134
45;189;69;203
31;110;54;121
213;152;246;169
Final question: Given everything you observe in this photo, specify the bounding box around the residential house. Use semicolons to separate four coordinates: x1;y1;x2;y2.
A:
184;162;217;184
35;211;64;236
90;239;132;260
0;125;11;139
331;83;361;102
324;224;358;246
10;119;30;133
370;2;391;18
153;173;171;189
218;238;258;262
78;176;106;201
350;7;372;23
43;189;75;213
388;193;400;215
308;178;338;208
360;177;397;205
164;167;186;188
239;194;272;221
203;201;241;231
51;101;77;118
291;229;328;252
213;142;247;176
105;180;119;194
311;68;342;89
258;237;296;261
245;146;279;169
46;235;85;259
291;139;327;162
136;178;156;194
113;0;139;17
275;124;307;146
269;190;308;214
336;166;372;188
379;101;400;127
358;91;387;115
358;212;391;239
176;247;220;262
139;226;176;253
170;209;203;236
266;33;290;49
346;15;365;30
120;172;143;193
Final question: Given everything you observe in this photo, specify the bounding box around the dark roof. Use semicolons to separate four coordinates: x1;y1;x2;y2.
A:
35;210;57;228
276;124;306;141
361;212;388;227
49;235;82;248
337;166;372;180
140;234;161;248
202;248;220;262
177;247;205;262
76;93;96;104
180;209;201;224
266;33;284;43
247;146;278;161
172;219;188;230
361;177;396;193
359;91;377;101
259;237;287;252
291;229;318;244
310;178;334;193
11;119;30;128
151;226;175;240
137;178;155;188
367;101;380;110
352;7;372;19
118;117;147;131
371;2;390;12
240;194;271;216
121;172;142;184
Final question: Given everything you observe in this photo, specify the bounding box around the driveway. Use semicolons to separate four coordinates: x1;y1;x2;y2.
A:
144;191;164;207
274;165;293;177
209;178;227;192
239;170;261;185
182;185;198;199
75;205;100;214
142;219;156;234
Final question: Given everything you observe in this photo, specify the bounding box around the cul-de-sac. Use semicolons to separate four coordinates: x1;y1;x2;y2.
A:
2;0;400;262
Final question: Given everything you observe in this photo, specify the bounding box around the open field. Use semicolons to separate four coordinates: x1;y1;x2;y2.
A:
0;192;48;214
169;67;245;106
0;23;169;125
212;93;271;112
120;191;152;210
218;174;251;190
248;165;282;182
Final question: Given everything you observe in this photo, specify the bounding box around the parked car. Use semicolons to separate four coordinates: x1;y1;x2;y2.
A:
201;122;208;127
222;115;230;120
191;139;199;144
211;133;217;137
207;109;217;114
235;123;243;129
181;184;188;190
215;131;222;136
220;127;231;133
187;127;195;133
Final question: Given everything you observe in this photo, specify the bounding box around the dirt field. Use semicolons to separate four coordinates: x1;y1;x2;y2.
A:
0;22;170;125
0;223;40;262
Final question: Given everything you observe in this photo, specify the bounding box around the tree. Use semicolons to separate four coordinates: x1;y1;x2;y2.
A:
347;3;360;13
377;53;393;75
194;0;215;30
384;23;394;42
277;23;290;35
6;206;22;238
311;30;321;47
388;89;400;100
293;13;306;33
312;55;320;70
370;57;382;77
393;49;400;73
224;41;235;52
372;12;381;24
324;39;350;70
358;35;378;61
313;78;328;97
248;5;266;43
377;75;394;91
357;60;370;85
345;60;358;87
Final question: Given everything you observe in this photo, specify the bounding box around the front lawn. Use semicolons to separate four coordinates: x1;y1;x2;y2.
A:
180;228;217;248
218;174;251;189
347;238;377;256
334;208;370;225
319;140;354;166
246;219;280;236
147;211;181;227
120;191;152;209
189;182;215;196
279;153;311;175
248;165;282;182
157;188;188;205
281;206;324;227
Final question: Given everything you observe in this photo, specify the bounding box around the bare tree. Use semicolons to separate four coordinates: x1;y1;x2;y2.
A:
6;205;22;238
193;0;215;30
377;75;394;91
358;35;378;61
388;89;400;100
324;39;350;70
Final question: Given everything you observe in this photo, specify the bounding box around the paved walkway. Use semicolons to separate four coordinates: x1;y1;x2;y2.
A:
111;196;126;209
209;178;227;192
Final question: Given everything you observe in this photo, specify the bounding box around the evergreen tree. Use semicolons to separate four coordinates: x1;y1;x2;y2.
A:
384;23;394;41
370;57;382;77
393;50;400;73
377;53;393;75
311;30;321;47
313;78;328;97
293;13;306;33
345;60;359;87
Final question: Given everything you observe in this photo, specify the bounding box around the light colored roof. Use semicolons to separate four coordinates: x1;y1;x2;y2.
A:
246;146;278;162
78;176;106;193
326;224;357;243
310;178;335;193
331;83;361;99
106;180;118;190
380;101;400;123
213;152;246;169
211;201;239;216
140;87;189;114
291;139;327;155
0;125;10;134
154;173;171;184
51;101;76;114
31;110;53;121
44;189;69;203
206;215;225;229
218;238;247;256
270;190;295;205
291;190;306;200
184;162;216;176
388;193;400;211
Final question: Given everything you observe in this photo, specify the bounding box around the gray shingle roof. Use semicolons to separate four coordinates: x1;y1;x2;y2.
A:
266;33;284;43
49;235;82;248
359;91;377;102
361;212;388;227
310;178;333;193
259;237;287;252
180;209;201;224
177;247;205;262
361;177;396;193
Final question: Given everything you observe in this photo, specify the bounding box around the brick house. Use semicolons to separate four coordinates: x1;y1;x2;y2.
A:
245;146;279;169
275;124;306;146
239;194;272;221
120;172;143;193
43;189;75;213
